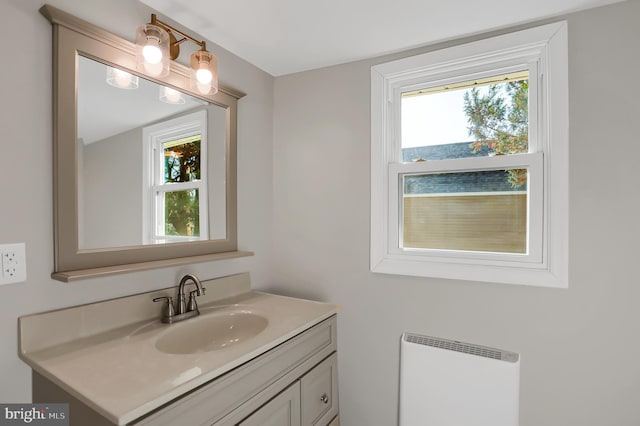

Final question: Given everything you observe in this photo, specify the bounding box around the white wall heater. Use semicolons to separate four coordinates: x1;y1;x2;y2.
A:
399;333;520;426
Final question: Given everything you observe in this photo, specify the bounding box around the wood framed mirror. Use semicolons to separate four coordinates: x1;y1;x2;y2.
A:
41;5;251;282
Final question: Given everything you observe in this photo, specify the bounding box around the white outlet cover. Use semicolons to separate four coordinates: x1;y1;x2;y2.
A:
1;242;27;285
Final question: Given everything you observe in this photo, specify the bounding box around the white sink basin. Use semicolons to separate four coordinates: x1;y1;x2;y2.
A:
155;310;269;355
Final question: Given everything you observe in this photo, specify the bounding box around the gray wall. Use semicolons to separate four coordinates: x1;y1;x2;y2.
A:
0;0;274;403
80;128;143;249
272;1;640;425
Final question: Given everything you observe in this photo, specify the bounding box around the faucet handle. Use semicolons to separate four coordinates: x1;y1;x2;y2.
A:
153;296;176;320
187;290;199;312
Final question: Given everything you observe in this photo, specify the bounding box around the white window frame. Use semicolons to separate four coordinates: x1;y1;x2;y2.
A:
371;22;568;288
142;110;209;244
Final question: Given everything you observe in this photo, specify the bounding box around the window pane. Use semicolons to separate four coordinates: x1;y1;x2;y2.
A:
401;72;529;161
163;136;201;183
164;189;200;237
402;169;527;254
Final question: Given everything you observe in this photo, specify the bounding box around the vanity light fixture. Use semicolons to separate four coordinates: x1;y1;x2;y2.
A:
106;66;139;89
159;86;186;104
136;14;218;95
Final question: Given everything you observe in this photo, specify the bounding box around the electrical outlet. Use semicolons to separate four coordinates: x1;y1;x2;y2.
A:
0;243;26;285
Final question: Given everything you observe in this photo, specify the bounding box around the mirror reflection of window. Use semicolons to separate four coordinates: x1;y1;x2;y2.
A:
162;135;203;238
143;110;209;244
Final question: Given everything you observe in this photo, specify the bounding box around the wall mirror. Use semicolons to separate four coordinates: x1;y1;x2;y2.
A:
41;5;251;281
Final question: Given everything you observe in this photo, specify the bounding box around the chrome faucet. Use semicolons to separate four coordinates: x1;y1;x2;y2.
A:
153;274;206;324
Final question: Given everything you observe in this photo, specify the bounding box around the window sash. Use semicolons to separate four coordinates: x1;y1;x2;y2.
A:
153;185;204;242
391;61;540;162
388;152;543;265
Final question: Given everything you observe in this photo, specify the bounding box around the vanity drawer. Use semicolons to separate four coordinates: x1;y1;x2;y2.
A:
237;382;301;426
301;353;338;426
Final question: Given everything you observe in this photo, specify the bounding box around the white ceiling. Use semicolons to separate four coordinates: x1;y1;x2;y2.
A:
141;0;624;76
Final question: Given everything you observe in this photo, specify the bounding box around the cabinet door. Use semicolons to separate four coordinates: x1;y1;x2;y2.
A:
301;353;338;426
239;382;301;426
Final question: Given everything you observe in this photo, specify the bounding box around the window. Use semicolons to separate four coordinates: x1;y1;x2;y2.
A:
143;110;208;244
371;22;568;287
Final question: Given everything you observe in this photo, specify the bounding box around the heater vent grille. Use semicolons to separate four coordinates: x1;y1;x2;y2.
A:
404;333;519;363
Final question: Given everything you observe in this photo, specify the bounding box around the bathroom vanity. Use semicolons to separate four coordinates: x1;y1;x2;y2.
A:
19;273;339;425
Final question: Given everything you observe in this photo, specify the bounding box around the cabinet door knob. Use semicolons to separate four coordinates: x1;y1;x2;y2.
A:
320;393;329;404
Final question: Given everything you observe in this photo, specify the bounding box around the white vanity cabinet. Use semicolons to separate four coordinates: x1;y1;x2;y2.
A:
32;315;338;426
239;352;338;426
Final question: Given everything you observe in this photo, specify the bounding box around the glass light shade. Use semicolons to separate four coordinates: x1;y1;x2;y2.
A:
136;24;170;77
106;67;139;89
159;86;185;104
190;50;218;95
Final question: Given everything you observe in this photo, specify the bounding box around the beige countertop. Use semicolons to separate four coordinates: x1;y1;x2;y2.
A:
19;273;337;425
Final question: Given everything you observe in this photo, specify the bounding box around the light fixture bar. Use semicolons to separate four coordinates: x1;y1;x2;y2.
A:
149;14;207;60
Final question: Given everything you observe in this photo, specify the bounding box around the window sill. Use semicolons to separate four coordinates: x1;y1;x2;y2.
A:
372;254;567;288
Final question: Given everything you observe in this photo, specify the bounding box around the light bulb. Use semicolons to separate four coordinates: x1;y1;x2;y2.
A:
142;41;163;64
160;86;185;104
144;60;163;76
196;80;212;95
136;24;169;77
106;67;139;89
113;69;133;88
190;49;217;94
196;68;213;85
